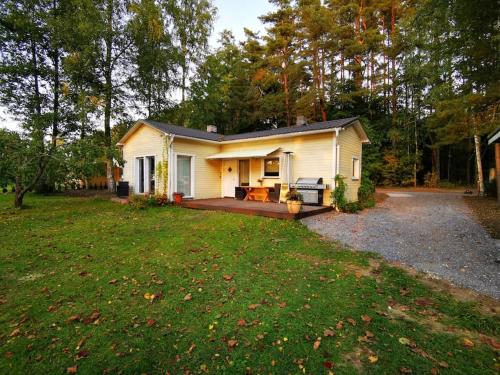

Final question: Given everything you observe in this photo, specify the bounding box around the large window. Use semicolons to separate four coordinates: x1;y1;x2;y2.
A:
352;157;360;180
263;157;280;178
176;155;193;197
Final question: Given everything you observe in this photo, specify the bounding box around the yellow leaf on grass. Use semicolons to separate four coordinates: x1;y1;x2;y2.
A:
463;338;474;348
313;338;321;350
368;355;378;364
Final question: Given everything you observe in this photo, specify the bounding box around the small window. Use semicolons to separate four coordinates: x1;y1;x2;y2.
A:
263;158;280;177
352;157;360;180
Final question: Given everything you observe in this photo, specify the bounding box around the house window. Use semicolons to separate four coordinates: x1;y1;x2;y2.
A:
263;157;280;178
176;155;193;197
352;157;360;180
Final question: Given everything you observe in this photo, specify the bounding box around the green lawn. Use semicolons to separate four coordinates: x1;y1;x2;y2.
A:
0;194;498;374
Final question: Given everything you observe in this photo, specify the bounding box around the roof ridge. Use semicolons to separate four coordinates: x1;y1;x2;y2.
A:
136;117;359;143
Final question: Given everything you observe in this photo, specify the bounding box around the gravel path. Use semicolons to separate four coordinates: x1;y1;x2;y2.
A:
303;192;500;299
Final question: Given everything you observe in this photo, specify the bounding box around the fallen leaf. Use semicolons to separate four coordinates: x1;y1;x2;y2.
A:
323;329;335;337
431;368;438;375
347;318;356;326
237;319;246;327
9;328;20;337
463;338;474;348
67;315;81;323
411;348;430;359
184;293;192;301
482;337;500;349
48;305;57;312
187;343;196;354
438;361;449;368
361;315;372;324
248;304;260;310
304;304;311;309
5;352;13;359
144;292;154;301
368;355;378;364
227;339;238;348
323;361;334;369
313;338;321;350
83;311;100;325
146;319;156;327
415;298;434;307
399;337;411;346
278;302;287;308
400;367;412;374
335;321;344;330
108;279;118;285
75;350;89;360
67;365;78;374
223;275;233;282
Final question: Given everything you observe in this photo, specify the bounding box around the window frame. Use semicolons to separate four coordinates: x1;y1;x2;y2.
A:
262;157;280;179
174;153;196;199
352;157;360;180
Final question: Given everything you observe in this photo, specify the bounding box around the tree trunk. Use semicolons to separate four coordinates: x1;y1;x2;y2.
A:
104;0;115;192
432;147;440;182
390;0;397;126
283;69;291;127
473;132;484;196
14;177;25;209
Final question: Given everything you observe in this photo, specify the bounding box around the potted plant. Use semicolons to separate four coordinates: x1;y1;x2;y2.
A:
285;190;303;214
173;192;184;204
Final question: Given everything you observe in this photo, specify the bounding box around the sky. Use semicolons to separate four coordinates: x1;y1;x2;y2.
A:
0;0;274;132
210;0;273;46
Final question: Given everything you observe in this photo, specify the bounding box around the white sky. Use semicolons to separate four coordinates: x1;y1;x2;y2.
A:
0;0;274;132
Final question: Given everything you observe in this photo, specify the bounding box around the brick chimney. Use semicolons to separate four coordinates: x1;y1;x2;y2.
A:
296;115;307;126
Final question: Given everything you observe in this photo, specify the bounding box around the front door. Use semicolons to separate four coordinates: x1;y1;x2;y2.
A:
222;159;238;197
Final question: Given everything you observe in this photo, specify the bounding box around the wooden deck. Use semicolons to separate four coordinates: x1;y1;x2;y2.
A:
180;198;332;220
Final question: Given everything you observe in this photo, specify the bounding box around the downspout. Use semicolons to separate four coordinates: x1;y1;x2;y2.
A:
166;133;175;200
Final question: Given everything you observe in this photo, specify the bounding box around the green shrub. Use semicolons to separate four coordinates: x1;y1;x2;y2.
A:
331;175;348;211
344;202;361;213
128;194;149;209
358;175;376;209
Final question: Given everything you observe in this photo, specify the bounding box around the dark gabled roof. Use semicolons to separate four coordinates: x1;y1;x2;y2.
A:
488;127;500;145
139;117;359;142
144;120;222;141
222;117;358;141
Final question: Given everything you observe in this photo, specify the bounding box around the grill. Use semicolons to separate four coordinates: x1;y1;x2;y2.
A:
289;177;326;205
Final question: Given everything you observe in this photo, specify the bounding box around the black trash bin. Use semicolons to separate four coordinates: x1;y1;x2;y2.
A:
116;181;129;198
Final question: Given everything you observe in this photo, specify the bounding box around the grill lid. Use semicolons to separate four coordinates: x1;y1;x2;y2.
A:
295;177;323;184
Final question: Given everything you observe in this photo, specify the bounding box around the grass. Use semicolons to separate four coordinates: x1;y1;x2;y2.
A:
0;194;498;374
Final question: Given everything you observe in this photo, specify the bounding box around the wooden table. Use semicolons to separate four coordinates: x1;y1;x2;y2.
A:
242;186;270;202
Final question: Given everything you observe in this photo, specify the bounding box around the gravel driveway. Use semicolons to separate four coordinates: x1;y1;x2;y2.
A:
303;192;500;299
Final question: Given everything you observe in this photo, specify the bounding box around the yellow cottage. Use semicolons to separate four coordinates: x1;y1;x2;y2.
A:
117;117;370;205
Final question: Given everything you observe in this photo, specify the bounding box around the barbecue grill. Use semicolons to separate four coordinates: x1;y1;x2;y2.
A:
289;177;326;205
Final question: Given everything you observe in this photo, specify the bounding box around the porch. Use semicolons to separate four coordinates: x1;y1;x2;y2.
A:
180;198;332;220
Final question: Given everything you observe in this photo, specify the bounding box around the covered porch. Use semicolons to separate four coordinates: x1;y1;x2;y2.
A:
180;198;332;220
